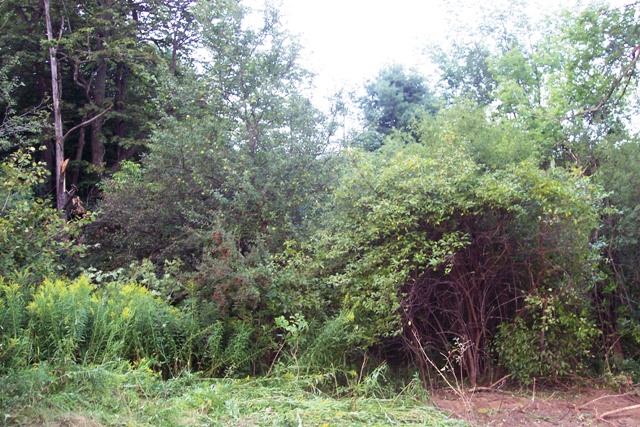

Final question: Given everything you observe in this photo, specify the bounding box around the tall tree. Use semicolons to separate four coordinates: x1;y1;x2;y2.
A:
86;0;339;269
431;0;535;105
0;0;196;207
44;0;110;211
358;64;439;150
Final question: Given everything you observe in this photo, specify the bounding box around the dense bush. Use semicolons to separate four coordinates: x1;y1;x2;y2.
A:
495;293;600;383
303;133;603;385
0;150;87;282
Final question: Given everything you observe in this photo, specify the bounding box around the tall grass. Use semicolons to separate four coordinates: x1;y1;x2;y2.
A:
0;276;187;373
0;276;466;426
27;277;93;363
0;275;278;378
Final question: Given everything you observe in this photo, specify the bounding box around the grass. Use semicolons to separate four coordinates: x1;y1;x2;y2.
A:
0;362;468;427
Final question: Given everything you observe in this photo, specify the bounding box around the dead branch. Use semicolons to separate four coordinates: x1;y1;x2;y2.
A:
468;374;513;393
467;386;510;394
600;403;640;419
564;47;640;121
578;393;631;409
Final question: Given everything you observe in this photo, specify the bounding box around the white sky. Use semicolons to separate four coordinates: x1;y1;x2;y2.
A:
274;0;540;99
278;0;446;96
265;0;630;104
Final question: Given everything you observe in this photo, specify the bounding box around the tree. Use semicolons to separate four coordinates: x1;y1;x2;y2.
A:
357;64;439;150
86;0;339;270
433;43;497;105
0;0;196;209
0;59;46;150
44;0;114;212
485;4;640;362
431;0;535;106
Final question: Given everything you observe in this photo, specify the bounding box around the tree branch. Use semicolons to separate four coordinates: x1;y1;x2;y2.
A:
62;105;112;142
564;46;640;121
600;404;640;419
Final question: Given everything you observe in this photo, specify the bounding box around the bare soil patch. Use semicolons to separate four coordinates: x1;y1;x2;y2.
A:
432;387;640;426
41;414;104;427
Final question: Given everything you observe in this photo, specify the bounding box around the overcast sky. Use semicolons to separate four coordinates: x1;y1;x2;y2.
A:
278;0;446;94
263;0;630;104
274;0;537;98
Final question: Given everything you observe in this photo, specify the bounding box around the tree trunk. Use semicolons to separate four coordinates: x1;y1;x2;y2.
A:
44;0;68;212
70;122;87;189
113;62;132;167
90;0;116;168
90;56;107;166
170;37;178;75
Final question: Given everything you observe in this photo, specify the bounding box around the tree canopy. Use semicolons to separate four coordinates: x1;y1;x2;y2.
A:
357;64;439;150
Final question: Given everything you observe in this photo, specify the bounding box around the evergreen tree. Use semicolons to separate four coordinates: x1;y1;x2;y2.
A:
358;64;439;150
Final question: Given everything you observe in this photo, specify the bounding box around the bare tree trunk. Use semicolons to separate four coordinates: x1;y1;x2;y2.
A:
45;0;111;213
44;0;68;212
90;0;113;167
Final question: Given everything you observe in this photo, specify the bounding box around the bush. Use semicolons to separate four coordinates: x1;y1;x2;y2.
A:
0;273;288;378
495;293;600;383
0;149;88;282
0;279;30;369
27;277;94;363
83;281;185;370
306;139;603;385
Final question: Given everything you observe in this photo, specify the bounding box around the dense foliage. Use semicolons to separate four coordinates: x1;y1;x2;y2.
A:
357;64;440;149
306;136;602;385
2;0;640;408
0;150;88;282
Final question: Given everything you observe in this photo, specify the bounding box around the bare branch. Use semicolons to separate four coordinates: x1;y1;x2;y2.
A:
600;404;640;419
578;393;632;410
62;105;112;142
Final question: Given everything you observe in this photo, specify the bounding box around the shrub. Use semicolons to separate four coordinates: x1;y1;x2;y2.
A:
307;139;603;385
0;149;90;283
0;279;30;370
495;293;600;383
83;281;185;370
27;277;94;363
193;229;272;318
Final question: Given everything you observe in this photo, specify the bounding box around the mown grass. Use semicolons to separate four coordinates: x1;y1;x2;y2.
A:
0;362;467;427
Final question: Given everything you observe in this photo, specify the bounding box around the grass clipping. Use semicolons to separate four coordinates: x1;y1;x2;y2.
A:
1;362;467;427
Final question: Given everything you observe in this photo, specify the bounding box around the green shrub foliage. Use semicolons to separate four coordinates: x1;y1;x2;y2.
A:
496;293;599;383
0;273;278;377
307;131;602;385
0;150;87;282
27;277;94;362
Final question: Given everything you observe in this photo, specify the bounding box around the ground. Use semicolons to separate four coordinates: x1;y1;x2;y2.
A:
432;387;640;426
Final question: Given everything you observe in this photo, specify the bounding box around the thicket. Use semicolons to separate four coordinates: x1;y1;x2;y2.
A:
2;0;640;402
